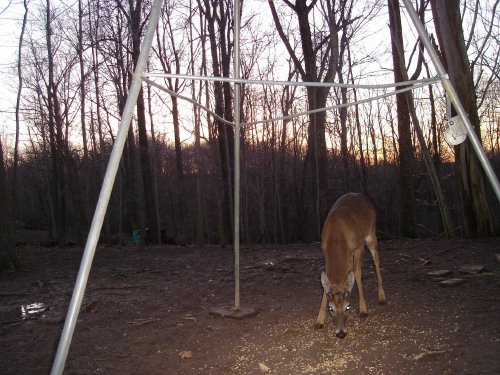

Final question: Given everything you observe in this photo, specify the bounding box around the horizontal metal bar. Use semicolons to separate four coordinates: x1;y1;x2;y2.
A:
142;72;441;90
145;74;437;128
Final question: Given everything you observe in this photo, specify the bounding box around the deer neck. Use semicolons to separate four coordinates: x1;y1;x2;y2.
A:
323;239;353;287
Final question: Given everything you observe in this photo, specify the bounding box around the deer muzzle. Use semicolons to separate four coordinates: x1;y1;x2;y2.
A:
333;311;348;339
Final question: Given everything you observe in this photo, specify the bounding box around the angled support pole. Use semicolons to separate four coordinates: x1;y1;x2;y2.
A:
401;0;500;203
50;0;164;373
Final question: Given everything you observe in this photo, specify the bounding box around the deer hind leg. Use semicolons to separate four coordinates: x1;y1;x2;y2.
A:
353;246;367;316
314;290;328;329
365;233;386;305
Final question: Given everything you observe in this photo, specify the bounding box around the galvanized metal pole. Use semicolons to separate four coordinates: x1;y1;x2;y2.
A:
401;0;500;202
50;1;164;373
233;0;241;310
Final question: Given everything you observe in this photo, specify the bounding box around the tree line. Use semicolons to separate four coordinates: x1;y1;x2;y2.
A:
0;0;499;269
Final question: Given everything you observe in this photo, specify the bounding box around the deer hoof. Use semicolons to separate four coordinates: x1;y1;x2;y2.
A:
314;322;324;330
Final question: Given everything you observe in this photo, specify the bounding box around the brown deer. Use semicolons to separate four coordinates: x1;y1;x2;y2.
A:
314;193;386;339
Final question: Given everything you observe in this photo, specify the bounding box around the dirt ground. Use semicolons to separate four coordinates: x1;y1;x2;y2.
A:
0;238;499;374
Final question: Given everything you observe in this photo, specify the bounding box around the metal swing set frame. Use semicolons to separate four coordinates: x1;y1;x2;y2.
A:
50;0;500;373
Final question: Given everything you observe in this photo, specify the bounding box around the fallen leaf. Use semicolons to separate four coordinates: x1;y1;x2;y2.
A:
427;270;452;277
130;318;161;326
440;278;464;286
259;362;270;372
418;258;431;266
413;349;447;361
459;265;484;274
181;314;197;322
179;351;192;359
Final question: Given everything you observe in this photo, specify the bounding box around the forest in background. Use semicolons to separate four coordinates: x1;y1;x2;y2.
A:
0;0;499;257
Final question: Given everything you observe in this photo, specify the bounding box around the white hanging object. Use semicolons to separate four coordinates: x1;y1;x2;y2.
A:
444;115;467;145
444;97;467;146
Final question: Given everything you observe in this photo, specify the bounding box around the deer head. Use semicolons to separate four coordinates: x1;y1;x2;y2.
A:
320;270;355;339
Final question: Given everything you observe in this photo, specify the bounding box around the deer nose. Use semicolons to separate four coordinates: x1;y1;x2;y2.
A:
336;331;347;339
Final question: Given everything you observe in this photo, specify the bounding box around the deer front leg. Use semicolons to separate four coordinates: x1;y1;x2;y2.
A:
353;247;367;316
314;290;328;329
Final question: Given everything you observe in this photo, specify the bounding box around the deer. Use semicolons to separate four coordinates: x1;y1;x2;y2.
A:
314;192;386;339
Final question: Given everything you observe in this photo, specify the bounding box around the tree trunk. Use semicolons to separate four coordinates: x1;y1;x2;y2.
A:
146;82;162;244
0;137;21;271
269;0;340;240
199;0;234;244
388;0;417;237
46;0;67;245
353;91;369;196
112;7;146;241
389;0;454;237
425;61;441;170
348;46;369;195
129;0;160;244
77;0;90;234
191;0;204;243
337;67;350;189
279;77;297;243
12;0;28;220
430;0;495;237
90;2;111;241
156;4;186;241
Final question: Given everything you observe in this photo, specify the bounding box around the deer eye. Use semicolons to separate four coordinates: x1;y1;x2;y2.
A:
328;304;335;315
346;303;352;311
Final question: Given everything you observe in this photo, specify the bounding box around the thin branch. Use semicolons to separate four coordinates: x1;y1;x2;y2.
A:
267;0;306;79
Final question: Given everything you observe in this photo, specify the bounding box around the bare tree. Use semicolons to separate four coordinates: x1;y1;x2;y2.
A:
0;136;21;271
268;0;340;240
467;0;499;110
12;0;29;218
387;0;417;237
191;1;205;243
45;0;68;245
155;0;187;240
430;0;496;237
5;0;499;246
120;0;161;243
76;0;91;232
198;0;235;244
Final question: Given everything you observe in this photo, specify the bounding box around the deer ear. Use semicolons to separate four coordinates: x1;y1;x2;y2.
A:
321;271;332;293
345;271;355;292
